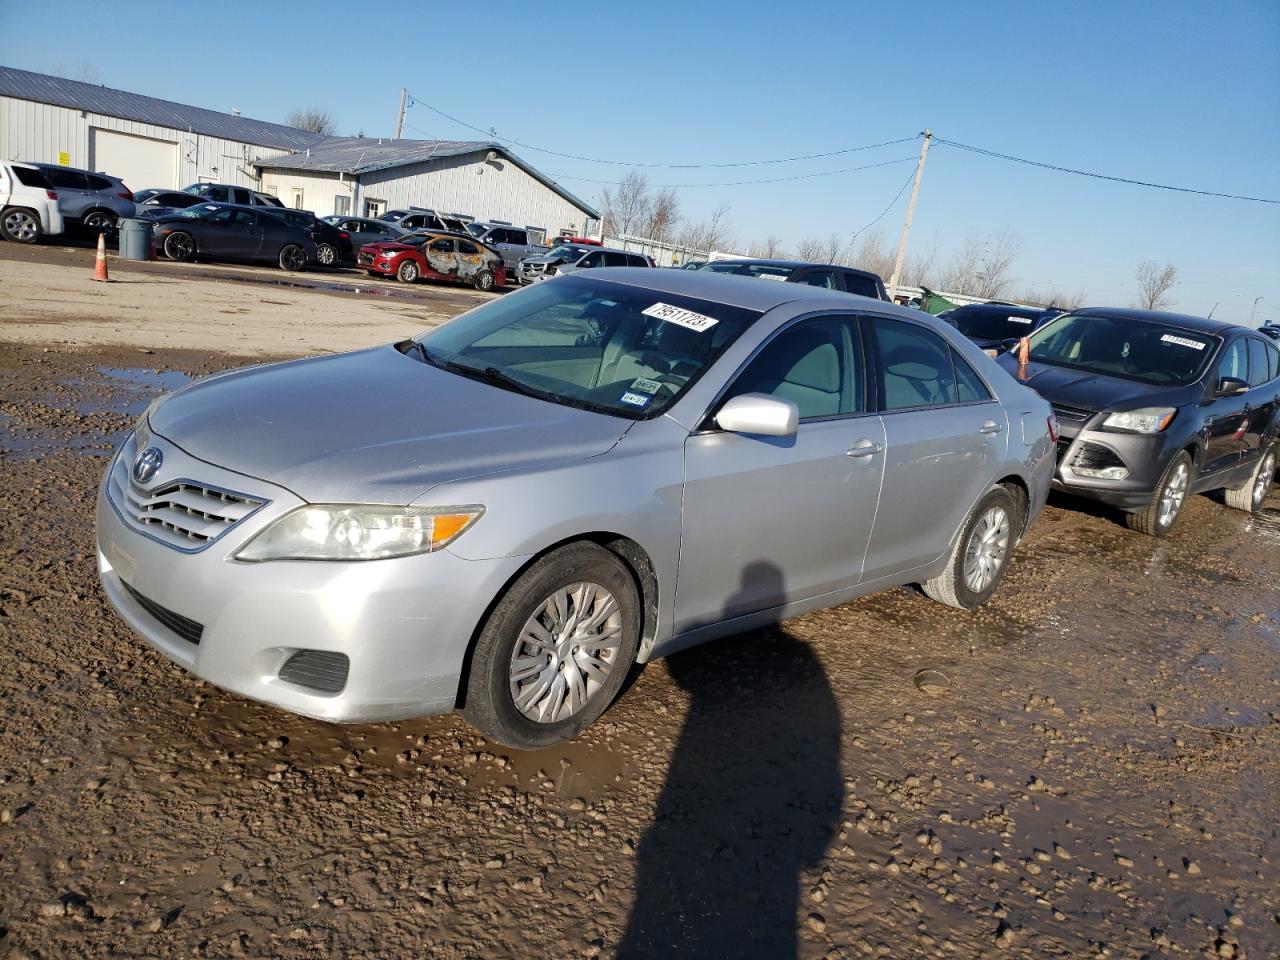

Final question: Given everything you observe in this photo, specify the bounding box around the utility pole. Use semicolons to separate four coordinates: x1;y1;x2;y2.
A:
888;129;931;302
394;88;408;140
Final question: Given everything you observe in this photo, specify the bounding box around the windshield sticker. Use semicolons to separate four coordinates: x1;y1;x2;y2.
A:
1007;316;1033;324
757;273;789;281
642;302;719;332
631;377;662;394
620;391;652;407
1160;334;1206;350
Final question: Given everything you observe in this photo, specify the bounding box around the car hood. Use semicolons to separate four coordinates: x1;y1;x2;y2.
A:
995;358;1197;412
148;345;632;503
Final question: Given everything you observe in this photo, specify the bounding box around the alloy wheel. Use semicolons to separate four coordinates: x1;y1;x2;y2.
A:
280;245;305;271
1158;461;1189;528
164;233;193;260
317;243;336;266
4;210;38;242
508;582;623;723
84;211;115;233
962;505;1010;593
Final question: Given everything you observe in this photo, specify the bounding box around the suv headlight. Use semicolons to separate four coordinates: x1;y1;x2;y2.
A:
235;505;484;562
1100;407;1176;434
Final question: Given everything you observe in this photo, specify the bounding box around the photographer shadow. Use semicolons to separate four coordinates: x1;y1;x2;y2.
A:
618;561;844;958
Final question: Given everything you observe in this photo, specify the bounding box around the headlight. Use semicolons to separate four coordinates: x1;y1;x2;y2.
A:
234;504;484;562
1100;407;1176;434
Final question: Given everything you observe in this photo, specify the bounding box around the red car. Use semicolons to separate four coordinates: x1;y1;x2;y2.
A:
551;235;602;247
359;230;506;291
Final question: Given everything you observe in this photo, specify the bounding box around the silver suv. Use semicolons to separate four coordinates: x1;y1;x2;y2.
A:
379;208;472;233
30;162;135;234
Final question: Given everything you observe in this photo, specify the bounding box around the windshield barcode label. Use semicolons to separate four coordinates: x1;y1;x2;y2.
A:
1160;334;1205;350
1007;316;1033;323
642;303;719;332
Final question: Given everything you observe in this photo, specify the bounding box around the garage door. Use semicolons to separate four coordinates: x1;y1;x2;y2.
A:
89;128;178;191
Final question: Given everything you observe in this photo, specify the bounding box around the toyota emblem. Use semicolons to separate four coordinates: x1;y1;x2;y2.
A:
133;446;163;484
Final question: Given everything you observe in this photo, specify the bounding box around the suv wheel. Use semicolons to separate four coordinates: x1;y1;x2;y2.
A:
463;542;641;749
921;485;1019;609
1;208;41;243
1126;451;1192;536
1225;444;1276;514
82;210;117;234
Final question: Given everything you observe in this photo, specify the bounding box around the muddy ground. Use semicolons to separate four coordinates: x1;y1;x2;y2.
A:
0;338;1278;960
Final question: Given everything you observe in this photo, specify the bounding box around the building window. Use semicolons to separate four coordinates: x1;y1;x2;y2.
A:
364;198;386;218
334;195;350;216
291;187;304;210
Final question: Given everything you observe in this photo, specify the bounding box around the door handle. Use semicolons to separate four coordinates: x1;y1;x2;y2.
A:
846;439;883;458
980;420;1004;434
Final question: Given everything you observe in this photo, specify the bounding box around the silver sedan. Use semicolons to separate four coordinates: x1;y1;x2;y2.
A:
96;269;1056;748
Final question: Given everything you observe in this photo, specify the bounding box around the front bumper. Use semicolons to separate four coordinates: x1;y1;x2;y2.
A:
96;431;527;723
1052;420;1177;510
359;252;397;276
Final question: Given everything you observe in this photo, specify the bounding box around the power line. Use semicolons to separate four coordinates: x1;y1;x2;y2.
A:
854;165;919;239
542;156;918;189
404;92;916;169
933;136;1280;205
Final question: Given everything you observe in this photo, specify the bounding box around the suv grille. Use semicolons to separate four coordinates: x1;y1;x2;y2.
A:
121;581;204;645
108;462;266;552
1071;442;1125;471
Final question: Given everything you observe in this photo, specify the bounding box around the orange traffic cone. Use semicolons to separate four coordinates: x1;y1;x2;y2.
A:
92;231;110;282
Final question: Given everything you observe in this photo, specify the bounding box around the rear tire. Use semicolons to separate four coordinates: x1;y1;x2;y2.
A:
463;542;641;749
473;269;496;291
82;209;117;235
315;242;337;266
278;244;306;271
396;260;418;283
1125;451;1192;536
921;485;1018;610
1;208;42;243
1225;444;1276;514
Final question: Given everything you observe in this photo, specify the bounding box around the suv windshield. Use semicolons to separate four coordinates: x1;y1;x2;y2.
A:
1027;314;1218;385
415;275;761;418
700;261;792;281
949;307;1043;341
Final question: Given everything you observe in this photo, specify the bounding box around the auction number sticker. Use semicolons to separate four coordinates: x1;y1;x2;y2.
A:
1160;334;1205;350
1007;316;1033;324
642;302;719;333
757;273;789;282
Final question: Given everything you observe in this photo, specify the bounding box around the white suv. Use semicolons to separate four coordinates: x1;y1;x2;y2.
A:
0;162;65;243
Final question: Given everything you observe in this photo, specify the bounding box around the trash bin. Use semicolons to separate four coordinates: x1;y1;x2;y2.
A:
117;218;152;261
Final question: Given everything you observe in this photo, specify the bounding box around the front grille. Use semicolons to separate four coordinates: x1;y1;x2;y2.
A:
358;252;373;264
278;651;349;694
1071;442;1125;471
1050;403;1093;423
109;465;266;552
1056;438;1073;463
121;580;204;645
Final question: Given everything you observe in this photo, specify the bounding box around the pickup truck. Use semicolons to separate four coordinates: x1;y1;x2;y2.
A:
467;222;548;281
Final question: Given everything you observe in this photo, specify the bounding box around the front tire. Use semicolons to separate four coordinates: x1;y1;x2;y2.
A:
921;485;1018;609
163;231;195;261
396;259;419;283
1126;451;1192;536
1225;444;1276;514
463;542;641;749
1;208;42;243
278;244;306;271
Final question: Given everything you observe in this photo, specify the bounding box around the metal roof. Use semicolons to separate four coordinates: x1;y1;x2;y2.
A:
0;65;326;151
255;137;600;219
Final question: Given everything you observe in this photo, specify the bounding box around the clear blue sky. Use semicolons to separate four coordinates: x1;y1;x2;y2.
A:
3;0;1277;324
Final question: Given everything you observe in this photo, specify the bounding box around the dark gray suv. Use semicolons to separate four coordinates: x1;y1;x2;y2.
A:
998;308;1280;536
30;162;135;234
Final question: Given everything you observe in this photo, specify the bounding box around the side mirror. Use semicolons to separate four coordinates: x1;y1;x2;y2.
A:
715;394;799;437
1217;376;1248;397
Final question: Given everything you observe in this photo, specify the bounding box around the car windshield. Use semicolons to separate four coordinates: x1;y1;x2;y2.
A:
175;204;223;220
465;222;488;237
949;307;1043;341
700;261;792;281
415;276;761;418
1026;314;1218;385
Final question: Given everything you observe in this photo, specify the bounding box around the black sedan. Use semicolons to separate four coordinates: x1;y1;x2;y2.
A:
940;303;1064;354
271;209;353;266
997;307;1280;536
151;203;317;271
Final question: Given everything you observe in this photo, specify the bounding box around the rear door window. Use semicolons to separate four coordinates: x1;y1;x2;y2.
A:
604;252;631;267
459;240;480;255
1268;342;1280;381
46;169;89;190
627;254;649;267
86;174;114;191
952;349;993;402
1247;337;1270;387
872;317;959;410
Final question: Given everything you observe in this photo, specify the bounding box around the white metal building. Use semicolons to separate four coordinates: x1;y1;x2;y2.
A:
0;65;324;190
255;138;600;238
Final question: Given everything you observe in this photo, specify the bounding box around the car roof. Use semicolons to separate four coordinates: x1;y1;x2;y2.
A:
30;161;122;180
580;266;920;314
1073;306;1242;336
707;258;879;277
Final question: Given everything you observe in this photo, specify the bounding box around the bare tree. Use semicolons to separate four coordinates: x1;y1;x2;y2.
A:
640;187;681;243
1019;287;1089;310
940;230;1021;298
599;172;654;236
51;61;102;84
1135;260;1178;311
286;106;337;136
750;235;785;258
845;229;897;279
678;203;734;252
796;236;827;262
